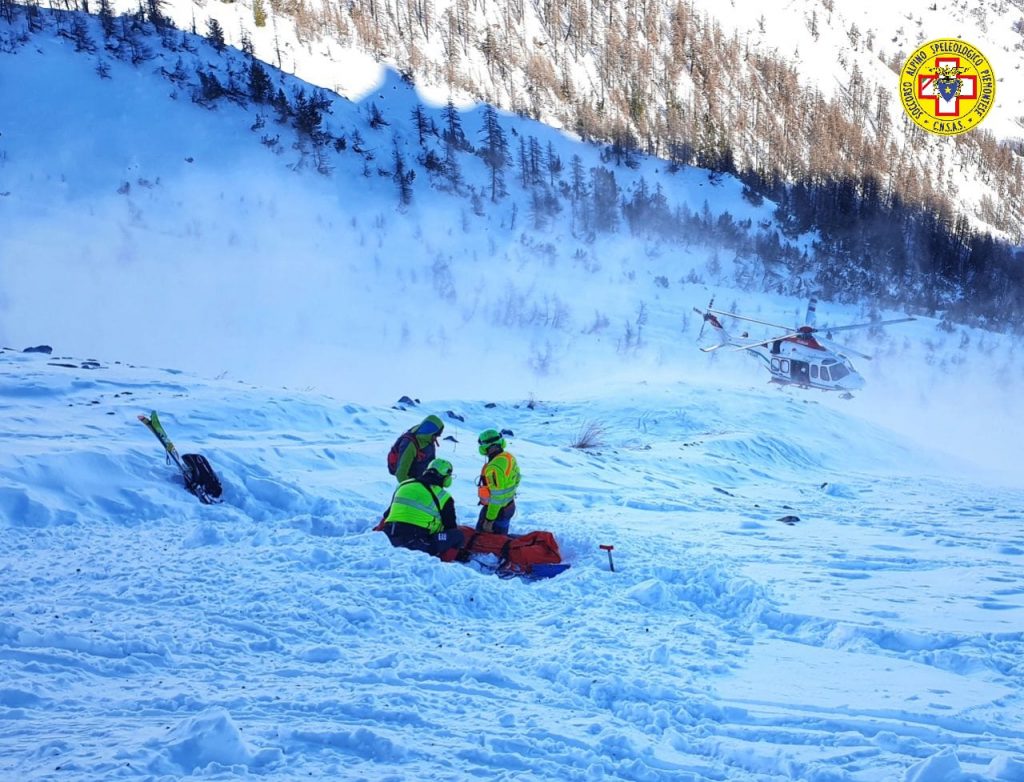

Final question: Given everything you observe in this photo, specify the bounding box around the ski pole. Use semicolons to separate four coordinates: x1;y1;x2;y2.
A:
600;544;615;572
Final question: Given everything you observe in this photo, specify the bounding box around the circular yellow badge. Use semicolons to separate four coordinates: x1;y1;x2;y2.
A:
899;39;995;135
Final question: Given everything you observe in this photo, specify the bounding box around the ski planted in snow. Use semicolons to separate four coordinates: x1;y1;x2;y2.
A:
138;411;223;504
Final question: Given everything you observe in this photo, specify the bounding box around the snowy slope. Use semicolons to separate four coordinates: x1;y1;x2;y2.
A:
1;349;1023;781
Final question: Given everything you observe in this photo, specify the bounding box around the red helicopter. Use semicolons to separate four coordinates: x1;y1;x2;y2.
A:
694;298;915;395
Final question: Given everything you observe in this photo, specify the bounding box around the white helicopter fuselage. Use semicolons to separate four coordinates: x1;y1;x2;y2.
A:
743;335;865;392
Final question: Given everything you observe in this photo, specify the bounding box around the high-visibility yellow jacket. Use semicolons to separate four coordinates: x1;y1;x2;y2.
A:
386;479;453;534
477;451;520;521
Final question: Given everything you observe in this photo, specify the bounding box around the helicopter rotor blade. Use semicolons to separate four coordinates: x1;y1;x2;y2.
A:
820;337;873;361
707;309;792;332
815;316;916;335
725;332;803;352
700;343;729;353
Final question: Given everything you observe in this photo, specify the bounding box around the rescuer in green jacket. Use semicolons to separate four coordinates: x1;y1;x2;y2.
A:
382;458;464;557
388;415;445;482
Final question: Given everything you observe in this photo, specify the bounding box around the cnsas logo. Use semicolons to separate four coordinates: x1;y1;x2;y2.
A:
899;38;995;136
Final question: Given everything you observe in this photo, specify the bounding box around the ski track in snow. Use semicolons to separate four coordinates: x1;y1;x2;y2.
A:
2;351;1024;781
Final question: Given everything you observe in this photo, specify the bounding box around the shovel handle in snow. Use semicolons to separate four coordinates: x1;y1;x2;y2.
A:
600;544;615;572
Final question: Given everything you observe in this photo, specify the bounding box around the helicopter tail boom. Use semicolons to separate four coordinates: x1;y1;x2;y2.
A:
693;307;733;351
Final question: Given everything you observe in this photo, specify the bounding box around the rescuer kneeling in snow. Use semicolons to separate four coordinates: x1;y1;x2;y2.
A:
382;458;464;557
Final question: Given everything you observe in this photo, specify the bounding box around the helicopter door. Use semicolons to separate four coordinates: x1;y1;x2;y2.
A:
791;360;810;384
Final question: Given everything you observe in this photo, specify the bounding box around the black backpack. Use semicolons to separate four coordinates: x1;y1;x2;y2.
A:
182;453;223;504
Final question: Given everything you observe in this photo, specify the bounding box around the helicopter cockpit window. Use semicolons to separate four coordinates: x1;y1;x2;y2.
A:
810;365;819;379
820;366;831;381
830;364;849;381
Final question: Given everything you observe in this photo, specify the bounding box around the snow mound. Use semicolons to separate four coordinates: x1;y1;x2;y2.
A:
145;707;281;773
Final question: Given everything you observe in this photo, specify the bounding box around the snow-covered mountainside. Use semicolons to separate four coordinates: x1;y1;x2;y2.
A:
99;0;1024;242
1;348;1023;781
3;6;1024;404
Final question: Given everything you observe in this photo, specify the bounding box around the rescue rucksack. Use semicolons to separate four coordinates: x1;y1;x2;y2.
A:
504;531;563;576
182;453;223;503
387;431;418;476
444;526;564;577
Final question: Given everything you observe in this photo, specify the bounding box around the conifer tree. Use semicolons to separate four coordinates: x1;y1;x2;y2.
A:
145;0;167;29
393;140;415;206
441;141;463;192
517;136;529;188
589;166;619;232
478;104;510;202
569;154;587;204
545;141;562;187
441;99;469;150
70;15;96;52
205;17;226;52
293;87;332;142
368;102;389;129
248;59;273;103
411;104;431;146
96;0;114;37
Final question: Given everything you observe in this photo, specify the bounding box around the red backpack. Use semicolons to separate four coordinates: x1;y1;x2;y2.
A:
386;431;419;476
505;531;564;576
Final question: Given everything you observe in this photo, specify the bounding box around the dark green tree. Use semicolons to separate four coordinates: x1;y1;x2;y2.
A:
205;17;225;52
590;166;619;233
478;104;510;202
248;59;273;103
145;0;167;29
442;99;469;150
545;140;562;187
70;16;96;52
411;104;432;145
293;87;332;142
393;141;415;207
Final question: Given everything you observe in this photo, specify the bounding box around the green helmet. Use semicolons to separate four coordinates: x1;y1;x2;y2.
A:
426;458;453;488
478;429;505;456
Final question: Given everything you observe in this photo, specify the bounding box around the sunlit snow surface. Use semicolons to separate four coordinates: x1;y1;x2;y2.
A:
2;350;1022;782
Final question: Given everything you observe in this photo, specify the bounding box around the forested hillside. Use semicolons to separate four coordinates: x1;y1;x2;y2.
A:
3;0;1023;328
268;0;1024;323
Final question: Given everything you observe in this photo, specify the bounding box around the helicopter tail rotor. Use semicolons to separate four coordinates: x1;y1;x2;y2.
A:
695;296;715;340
